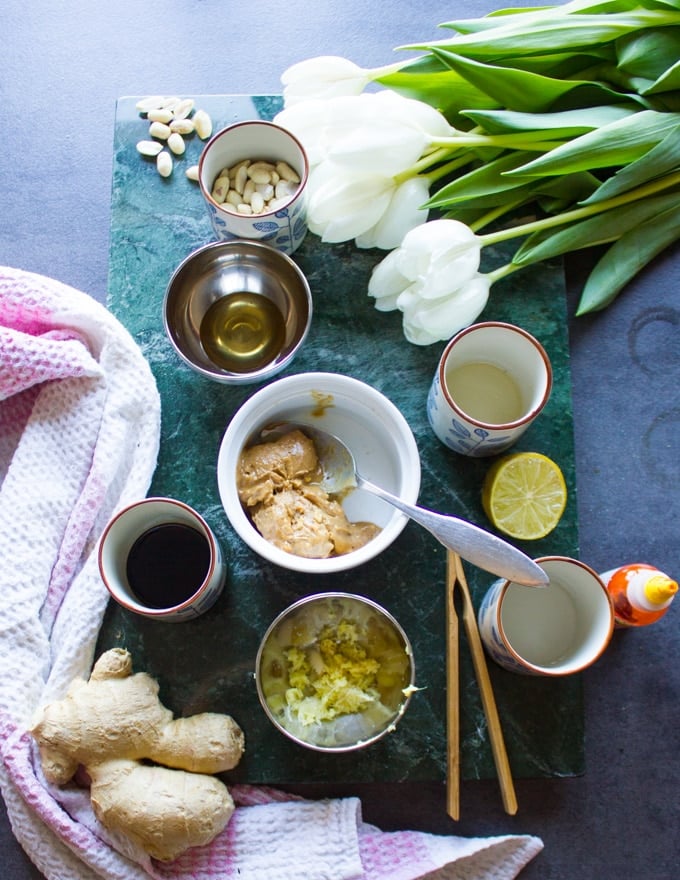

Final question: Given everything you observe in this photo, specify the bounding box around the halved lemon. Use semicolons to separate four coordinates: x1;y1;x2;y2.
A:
482;452;567;541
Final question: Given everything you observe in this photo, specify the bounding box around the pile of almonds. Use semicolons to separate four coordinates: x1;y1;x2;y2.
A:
211;159;300;215
135;96;213;179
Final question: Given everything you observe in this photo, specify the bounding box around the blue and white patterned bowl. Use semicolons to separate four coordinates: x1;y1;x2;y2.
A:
198;120;309;255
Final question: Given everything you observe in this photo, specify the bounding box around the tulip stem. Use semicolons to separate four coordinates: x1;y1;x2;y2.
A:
426;153;475;184
395;126;565;186
369;60;414;79
432;133;565;152
392;148;472;187
479;169;680;247
487;263;517;284
469;198;528;233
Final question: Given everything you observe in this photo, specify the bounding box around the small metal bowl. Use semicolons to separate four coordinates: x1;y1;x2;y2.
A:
255;592;416;752
163;239;312;384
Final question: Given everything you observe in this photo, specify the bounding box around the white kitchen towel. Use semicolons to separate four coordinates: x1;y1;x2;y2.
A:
0;266;543;880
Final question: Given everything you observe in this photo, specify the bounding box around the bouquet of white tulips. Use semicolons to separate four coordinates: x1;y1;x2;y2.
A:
275;0;680;344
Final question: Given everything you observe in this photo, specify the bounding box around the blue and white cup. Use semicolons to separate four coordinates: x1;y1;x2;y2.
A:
427;321;552;457
478;557;614;676
198;120;308;255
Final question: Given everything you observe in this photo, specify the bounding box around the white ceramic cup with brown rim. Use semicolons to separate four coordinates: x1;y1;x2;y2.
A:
427;321;552;457
98;497;226;622
198;120;309;255
477;556;615;676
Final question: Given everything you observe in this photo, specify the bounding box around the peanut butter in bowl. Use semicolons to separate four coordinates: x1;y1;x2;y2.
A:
236;429;380;559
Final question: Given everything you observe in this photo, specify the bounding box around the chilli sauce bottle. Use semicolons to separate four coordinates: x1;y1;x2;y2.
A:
600;563;678;628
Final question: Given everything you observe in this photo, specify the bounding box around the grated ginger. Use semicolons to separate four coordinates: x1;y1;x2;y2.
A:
283;620;381;725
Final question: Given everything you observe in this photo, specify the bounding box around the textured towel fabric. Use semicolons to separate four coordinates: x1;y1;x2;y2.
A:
0;266;543;880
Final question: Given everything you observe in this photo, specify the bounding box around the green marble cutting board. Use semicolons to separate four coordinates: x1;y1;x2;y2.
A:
100;94;582;784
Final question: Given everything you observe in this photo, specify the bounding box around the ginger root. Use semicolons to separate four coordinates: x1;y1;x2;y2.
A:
30;648;245;861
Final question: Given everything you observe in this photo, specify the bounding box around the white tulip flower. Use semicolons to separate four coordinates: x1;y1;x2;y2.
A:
281;56;373;106
274;91;459;248
368;219;491;345
355;177;431;251
305;163;397;243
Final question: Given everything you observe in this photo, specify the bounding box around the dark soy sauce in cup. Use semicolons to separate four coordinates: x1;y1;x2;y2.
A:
126;523;211;608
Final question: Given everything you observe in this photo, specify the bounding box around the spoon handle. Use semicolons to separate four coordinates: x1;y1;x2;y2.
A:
355;474;547;587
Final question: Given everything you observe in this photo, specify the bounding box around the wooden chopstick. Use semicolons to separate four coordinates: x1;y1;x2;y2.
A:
445;550;460;820
452;551;518;816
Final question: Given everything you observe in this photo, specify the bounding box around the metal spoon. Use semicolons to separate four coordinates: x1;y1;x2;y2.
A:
263;422;549;587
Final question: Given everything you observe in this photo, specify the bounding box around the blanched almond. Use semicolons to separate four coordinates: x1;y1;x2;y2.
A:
170;118;195;135
193;109;213;139
234;164;248;195
147;108;174;124
149;121;171;140
136;140;164;157
276;161;300;183
173;98;195;120
135;95;165;113
156;151;173;178
167;132;186;155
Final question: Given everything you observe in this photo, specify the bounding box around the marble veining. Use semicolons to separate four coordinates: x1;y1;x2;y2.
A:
99;95;582;784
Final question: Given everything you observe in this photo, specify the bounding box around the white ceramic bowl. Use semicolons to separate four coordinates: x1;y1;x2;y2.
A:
216;372;421;573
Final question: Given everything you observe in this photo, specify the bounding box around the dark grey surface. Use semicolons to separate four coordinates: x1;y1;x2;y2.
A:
2;1;678;878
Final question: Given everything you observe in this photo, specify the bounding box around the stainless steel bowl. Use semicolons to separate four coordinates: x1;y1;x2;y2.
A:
255;592;416;752
163;239;312;384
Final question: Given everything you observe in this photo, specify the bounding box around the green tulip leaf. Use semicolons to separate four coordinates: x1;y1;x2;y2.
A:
461;104;637;135
616;26;680;80
580;124;680;203
643;58;680;94
576;202;680;313
505;110;680;176
403;11;679;60
376;56;498;122
438;0;655;35
512;192;680;266
429;49;634;112
425;151;541;209
501;49;614;77
533;171;602;209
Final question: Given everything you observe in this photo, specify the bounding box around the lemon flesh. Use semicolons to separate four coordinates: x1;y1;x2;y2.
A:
482;452;567;541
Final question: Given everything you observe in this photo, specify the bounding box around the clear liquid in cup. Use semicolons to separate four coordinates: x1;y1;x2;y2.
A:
445;361;524;425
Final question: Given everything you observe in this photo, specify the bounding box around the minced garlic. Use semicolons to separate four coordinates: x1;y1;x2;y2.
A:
258;595;414;748
283;620;382;725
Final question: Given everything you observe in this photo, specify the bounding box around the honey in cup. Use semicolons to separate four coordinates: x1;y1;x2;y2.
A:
199;291;286;373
